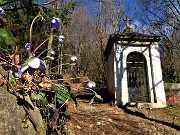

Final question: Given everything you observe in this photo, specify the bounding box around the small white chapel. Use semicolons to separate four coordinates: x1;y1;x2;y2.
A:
104;18;166;108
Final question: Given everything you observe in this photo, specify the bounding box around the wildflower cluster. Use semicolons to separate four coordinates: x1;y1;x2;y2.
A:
0;9;103;134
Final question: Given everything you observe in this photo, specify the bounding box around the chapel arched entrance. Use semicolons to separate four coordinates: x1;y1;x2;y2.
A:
126;52;150;102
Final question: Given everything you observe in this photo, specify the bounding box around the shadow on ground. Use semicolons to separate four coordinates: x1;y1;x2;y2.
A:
118;105;180;131
75;87;180;131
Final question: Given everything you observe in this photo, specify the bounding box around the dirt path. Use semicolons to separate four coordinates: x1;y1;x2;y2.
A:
67;99;180;135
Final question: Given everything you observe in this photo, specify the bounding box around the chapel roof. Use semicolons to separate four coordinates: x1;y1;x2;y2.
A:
104;27;161;58
111;27;161;42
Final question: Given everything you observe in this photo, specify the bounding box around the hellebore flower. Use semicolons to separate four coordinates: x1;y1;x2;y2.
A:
89;94;103;105
25;43;31;50
89;96;95;105
19;57;46;77
70;56;77;62
58;35;65;43
0;7;5;15
50;17;60;29
86;81;96;88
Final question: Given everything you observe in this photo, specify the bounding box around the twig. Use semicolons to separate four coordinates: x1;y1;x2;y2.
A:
29;14;42;58
32;37;50;56
59;99;69;109
0;57;20;69
37;48;50;58
49;109;59;129
50;76;90;82
84;87;97;95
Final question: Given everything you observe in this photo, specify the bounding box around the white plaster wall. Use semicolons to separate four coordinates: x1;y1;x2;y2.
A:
113;43;128;104
114;42;166;107
150;43;166;108
114;45;153;105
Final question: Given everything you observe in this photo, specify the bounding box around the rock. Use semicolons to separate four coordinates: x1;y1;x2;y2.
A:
0;88;46;135
107;118;113;122
89;124;93;128
96;122;101;126
76;126;81;129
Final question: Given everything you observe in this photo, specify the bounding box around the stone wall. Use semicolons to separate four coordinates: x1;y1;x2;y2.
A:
164;83;180;105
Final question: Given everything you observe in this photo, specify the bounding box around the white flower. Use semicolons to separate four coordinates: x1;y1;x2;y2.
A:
70;56;77;62
19;57;46;77
50;50;56;56
28;57;40;68
58;35;65;43
86;81;96;88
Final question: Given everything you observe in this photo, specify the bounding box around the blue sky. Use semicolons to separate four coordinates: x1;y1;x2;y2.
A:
85;1;139;20
36;0;141;31
83;0;141;29
37;0;139;19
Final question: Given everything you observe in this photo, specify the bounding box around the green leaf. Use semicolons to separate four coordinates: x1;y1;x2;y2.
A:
51;84;79;107
94;94;102;101
31;92;45;100
57;99;64;104
52;84;71;104
51;84;58;92
48;103;56;110
31;92;48;105
75;103;79;109
57;91;70;99
0;29;18;45
56;93;68;102
9;73;17;86
40;98;48;106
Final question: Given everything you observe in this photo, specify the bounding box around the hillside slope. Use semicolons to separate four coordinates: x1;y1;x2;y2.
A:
68;99;180;135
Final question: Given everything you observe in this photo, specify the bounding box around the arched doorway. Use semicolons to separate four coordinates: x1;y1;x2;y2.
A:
126;52;150;102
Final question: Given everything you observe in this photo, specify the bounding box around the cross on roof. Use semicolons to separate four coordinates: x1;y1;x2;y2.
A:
124;16;132;28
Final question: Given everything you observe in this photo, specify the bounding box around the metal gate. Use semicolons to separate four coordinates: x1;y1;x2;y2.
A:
126;52;150;102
